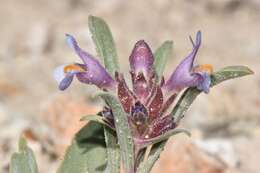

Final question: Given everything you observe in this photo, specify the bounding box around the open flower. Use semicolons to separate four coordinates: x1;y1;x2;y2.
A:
53;34;116;90
163;31;213;93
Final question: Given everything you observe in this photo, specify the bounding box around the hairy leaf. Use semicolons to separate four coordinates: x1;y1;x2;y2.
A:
88;15;119;76
80;114;114;130
99;93;135;173
154;41;173;80
104;127;120;173
135;128;190;149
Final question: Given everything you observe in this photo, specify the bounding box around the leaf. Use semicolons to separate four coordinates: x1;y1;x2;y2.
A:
80;114;114;129
138;65;253;173
154;41;173;80
172;65;254;123
103;127;121;173
135;128;190;149
57;122;107;173
210;65;254;86
9;137;38;173
88;15;119;76
99;93;135;173
137;141;166;173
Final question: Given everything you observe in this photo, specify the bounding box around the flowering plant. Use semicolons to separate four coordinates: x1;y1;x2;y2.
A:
9;16;253;173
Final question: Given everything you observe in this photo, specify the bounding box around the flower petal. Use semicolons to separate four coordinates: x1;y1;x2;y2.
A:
53;64;82;90
129;40;154;78
53;65;67;84
163;31;202;92
65;34;116;90
59;73;74;90
195;72;211;93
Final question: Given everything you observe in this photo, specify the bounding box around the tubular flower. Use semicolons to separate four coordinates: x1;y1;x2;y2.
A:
163;31;213;93
53;34;116;90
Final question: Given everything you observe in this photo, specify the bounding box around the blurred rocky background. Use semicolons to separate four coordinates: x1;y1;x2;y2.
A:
0;0;259;172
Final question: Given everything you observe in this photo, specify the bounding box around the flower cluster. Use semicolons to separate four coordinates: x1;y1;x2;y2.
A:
54;31;213;142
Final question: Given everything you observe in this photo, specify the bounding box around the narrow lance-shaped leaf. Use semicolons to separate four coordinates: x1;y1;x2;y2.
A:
88;15;119;76
88;17;121;172
135;128;190;149
79;114;120;172
99;93;135;173
154;41;173;80
9;137;38;173
57;122;107;173
103;127;121;173
138;65;253;173
80;114;114;130
137;141;166;173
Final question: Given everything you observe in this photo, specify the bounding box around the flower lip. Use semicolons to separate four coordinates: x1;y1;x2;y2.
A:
54;34;116;90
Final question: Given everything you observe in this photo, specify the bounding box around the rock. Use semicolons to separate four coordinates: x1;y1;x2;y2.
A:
194;138;238;167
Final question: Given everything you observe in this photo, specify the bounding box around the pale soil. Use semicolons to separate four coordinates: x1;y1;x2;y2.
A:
0;0;260;173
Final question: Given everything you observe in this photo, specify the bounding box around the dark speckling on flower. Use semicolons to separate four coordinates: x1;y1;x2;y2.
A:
54;31;213;142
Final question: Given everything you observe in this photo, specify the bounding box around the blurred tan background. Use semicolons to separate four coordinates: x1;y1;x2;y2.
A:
0;0;259;173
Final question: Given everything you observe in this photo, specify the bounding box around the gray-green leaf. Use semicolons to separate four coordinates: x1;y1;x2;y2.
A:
9;137;38;173
138;65;253;173
57;122;107;173
88;15;119;76
154;41;173;80
135;128;190;149
104;127;120;173
80;114;114;130
99;93;135;173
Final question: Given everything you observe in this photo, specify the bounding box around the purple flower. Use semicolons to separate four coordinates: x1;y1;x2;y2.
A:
53;34;116;90
163;31;213;93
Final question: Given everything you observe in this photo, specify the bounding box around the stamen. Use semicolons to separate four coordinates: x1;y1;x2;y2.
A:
193;64;213;74
64;64;85;73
